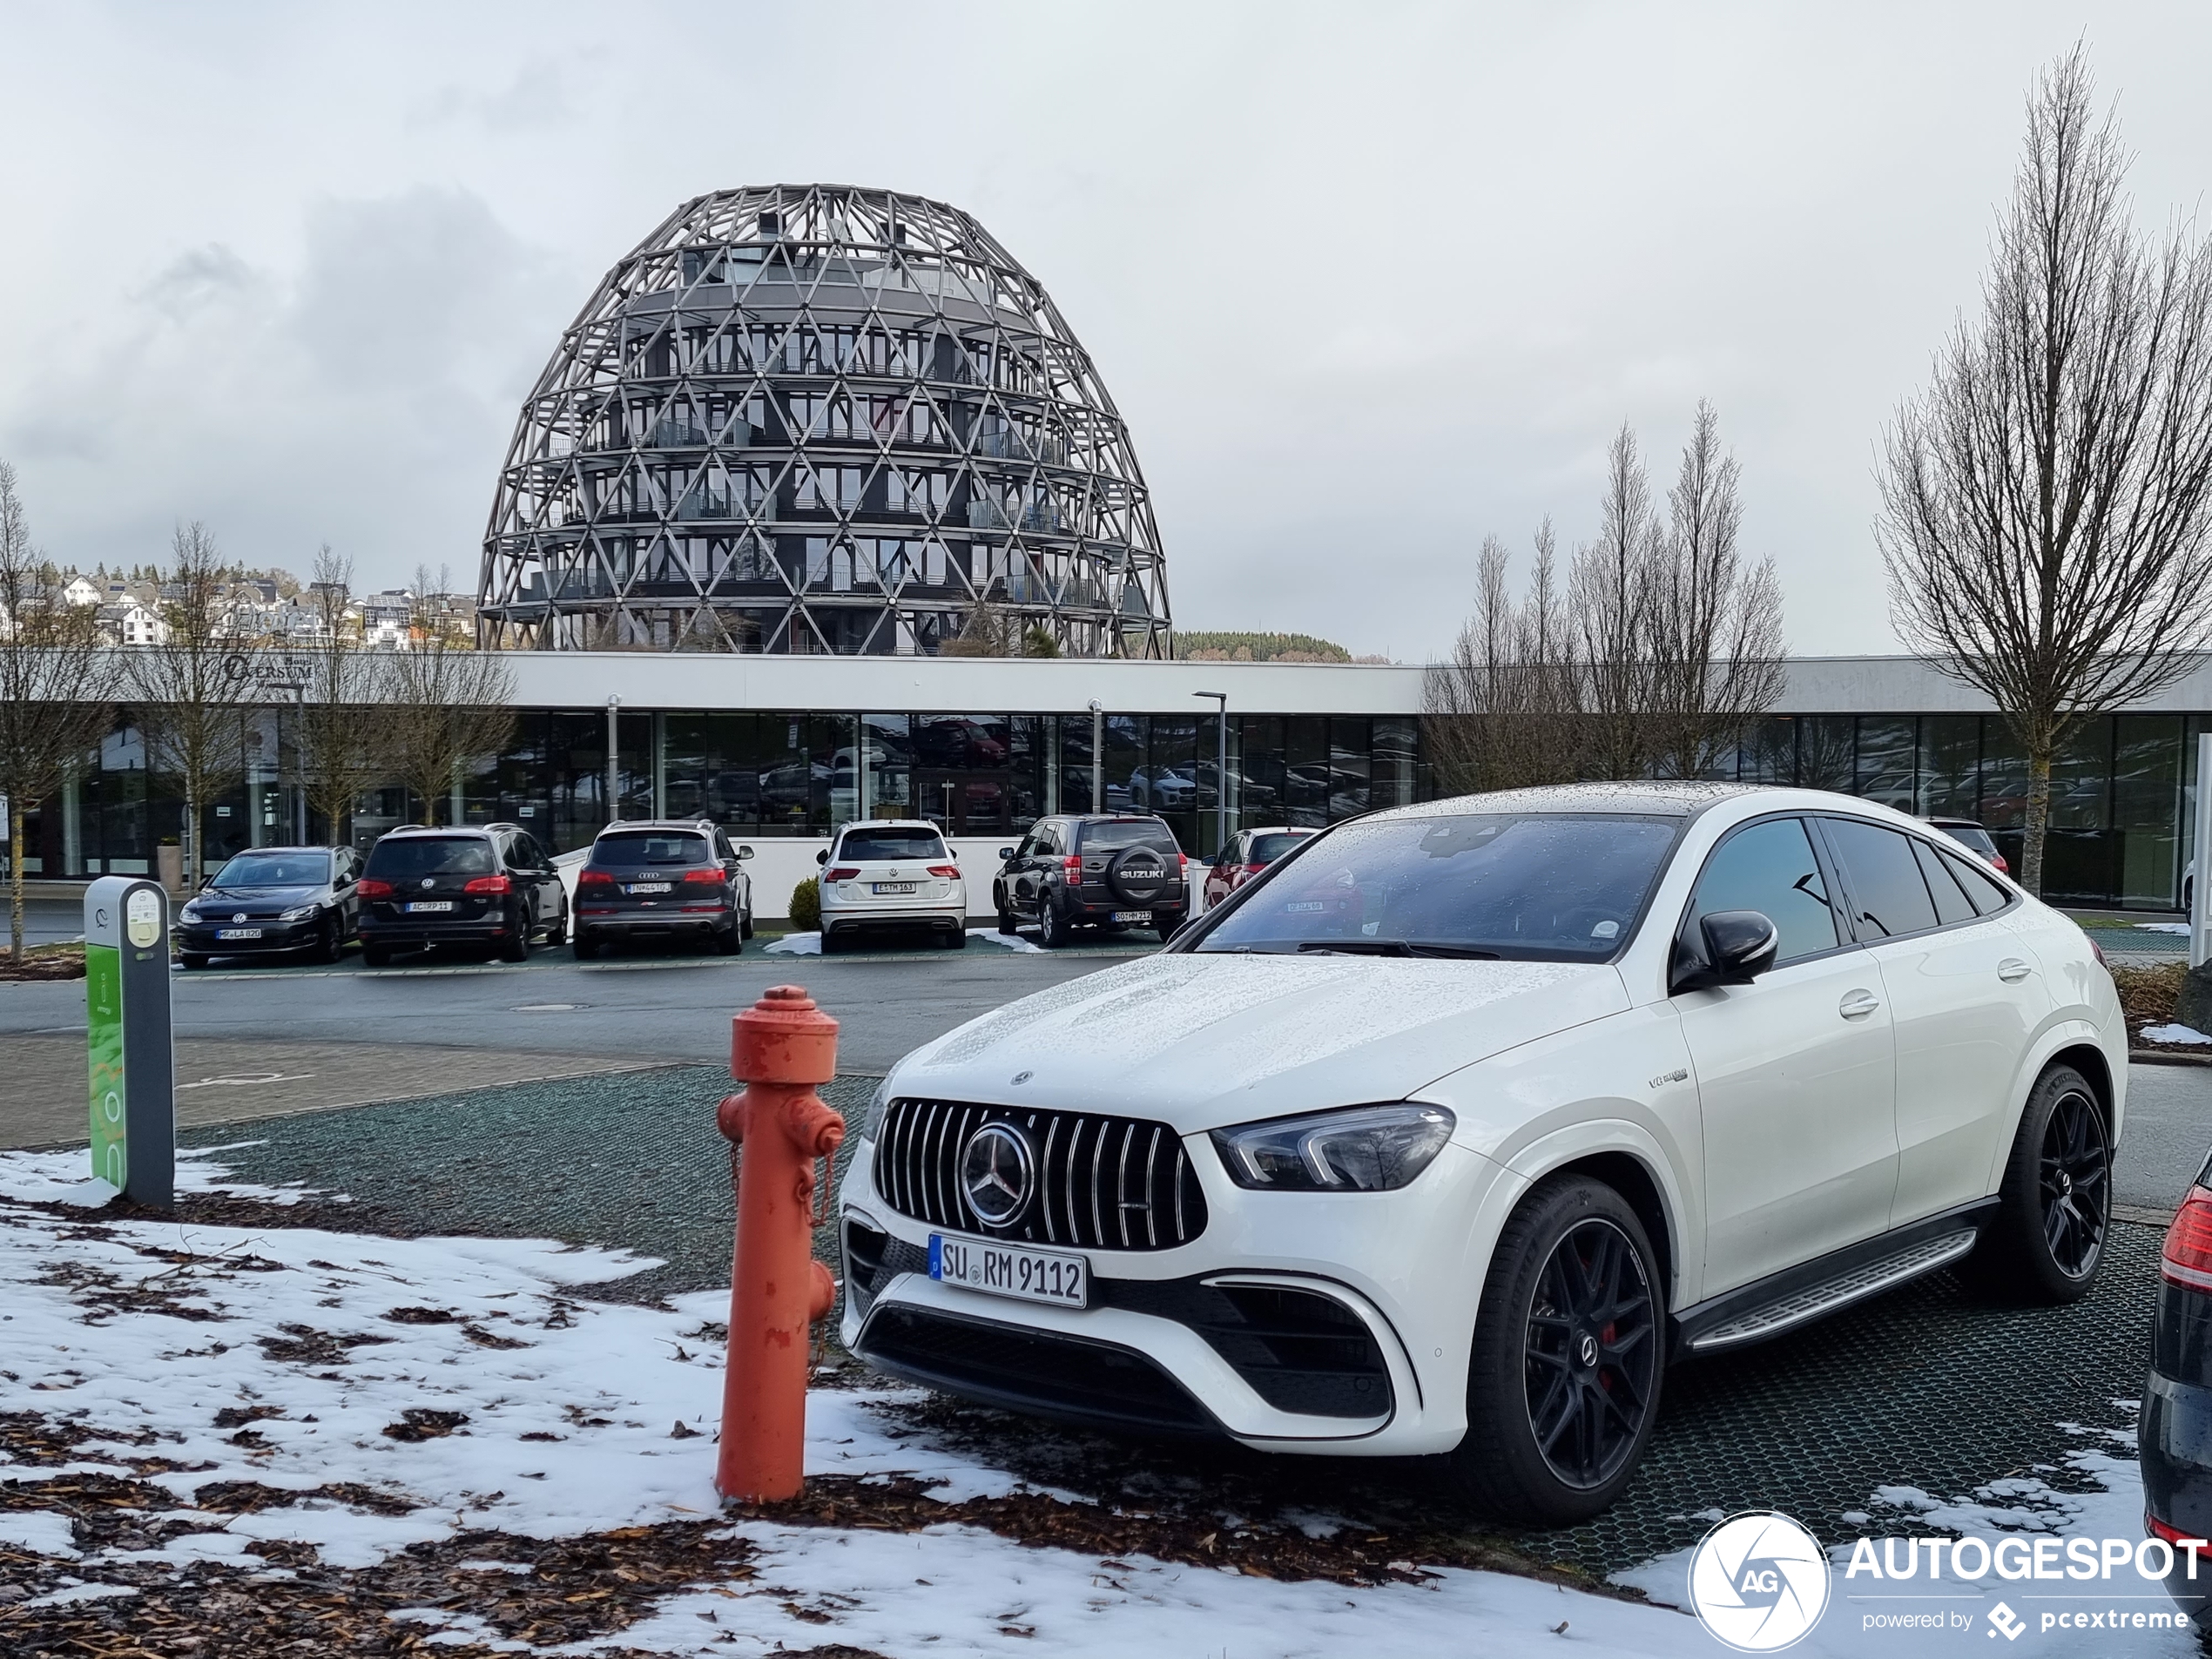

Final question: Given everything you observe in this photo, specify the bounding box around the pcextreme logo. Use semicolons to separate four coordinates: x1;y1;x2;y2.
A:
1689;1511;1833;1651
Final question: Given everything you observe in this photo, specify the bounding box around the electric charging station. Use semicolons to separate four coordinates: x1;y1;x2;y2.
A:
84;875;175;1205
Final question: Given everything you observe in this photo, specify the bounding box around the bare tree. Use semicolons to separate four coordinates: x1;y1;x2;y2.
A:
381;571;515;826
940;597;1013;658
131;523;253;887
297;546;385;846
1647;402;1787;778
1423;523;1585;792
0;461;118;959
1573;423;1664;780
1878;48;2212;894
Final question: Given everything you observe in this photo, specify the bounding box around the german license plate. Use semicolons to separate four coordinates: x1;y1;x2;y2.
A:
216;927;262;940
873;881;917;894
1111;910;1152;923
929;1233;1088;1308
407;900;454;913
627;882;671;894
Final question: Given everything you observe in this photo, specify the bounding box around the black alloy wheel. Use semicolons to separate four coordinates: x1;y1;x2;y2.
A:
313;914;343;965
501;907;530;962
740;906;755;941
1445;1175;1665;1523
2039;1084;2109;1280
1963;1062;2108;1305
1523;1217;1660;1492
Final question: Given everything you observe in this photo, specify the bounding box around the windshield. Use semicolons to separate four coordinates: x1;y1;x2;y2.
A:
1196;813;1679;961
365;837;496;878
1248;832;1311;864
593;832;712;868
840;827;948;862
1081;819;1178;853
211;851;330;887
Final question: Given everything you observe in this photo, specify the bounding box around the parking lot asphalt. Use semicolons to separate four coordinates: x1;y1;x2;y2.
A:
176;1062;2170;1581
0;934;1138;1076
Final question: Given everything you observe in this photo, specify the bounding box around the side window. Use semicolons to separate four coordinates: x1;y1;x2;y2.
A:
1688;817;1840;966
1910;837;1978;926
1824;818;1941;940
1033;825;1060;859
1941;847;2013;916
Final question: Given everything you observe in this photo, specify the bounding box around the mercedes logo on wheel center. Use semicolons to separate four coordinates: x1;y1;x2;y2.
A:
960;1123;1036;1227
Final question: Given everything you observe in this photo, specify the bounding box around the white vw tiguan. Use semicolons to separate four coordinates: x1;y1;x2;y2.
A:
817;819;969;952
838;784;2126;1521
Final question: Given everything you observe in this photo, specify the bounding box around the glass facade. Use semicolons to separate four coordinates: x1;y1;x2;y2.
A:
11;703;2206;910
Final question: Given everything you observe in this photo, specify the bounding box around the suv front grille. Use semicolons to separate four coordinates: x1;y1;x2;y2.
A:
874;1099;1208;1251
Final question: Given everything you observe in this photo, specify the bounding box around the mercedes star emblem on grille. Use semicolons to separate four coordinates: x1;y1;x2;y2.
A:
959;1122;1035;1227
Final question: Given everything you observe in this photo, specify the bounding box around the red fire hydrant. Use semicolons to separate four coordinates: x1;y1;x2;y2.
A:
714;985;845;1502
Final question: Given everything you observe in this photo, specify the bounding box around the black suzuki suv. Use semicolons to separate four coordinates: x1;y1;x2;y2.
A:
992;813;1188;948
572;820;755;959
355;824;569;967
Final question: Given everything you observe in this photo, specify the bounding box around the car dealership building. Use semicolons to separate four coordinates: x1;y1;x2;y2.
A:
18;649;2212;916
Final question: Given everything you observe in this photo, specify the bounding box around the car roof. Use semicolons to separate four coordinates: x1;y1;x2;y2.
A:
381;824;505;838
597;820;717;833
220;844;342;854
1925;816;1988;828
837;819;945;832
1242;826;1313;836
1369;781;1760;822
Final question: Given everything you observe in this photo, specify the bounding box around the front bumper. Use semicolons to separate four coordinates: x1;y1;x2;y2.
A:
2142;1369;2212;1628
177;916;323;953
837;1132;1514;1455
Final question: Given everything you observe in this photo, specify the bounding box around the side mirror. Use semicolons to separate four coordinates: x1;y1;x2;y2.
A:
997;846;1015;860
1672;910;1780;994
816;848;829;866
736;845;754;860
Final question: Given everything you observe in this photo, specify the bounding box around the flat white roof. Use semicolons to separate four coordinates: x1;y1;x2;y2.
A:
475;650;2212;716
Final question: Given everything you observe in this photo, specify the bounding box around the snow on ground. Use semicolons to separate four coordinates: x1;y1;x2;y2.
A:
2136;922;2193;935
765;927;1042;955
2142;1022;2212;1044
0;1146;2189;1656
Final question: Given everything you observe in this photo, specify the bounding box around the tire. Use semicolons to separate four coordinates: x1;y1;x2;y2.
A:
544;914;567;948
1040;903;1072;949
740;907;755;941
998;909;1018;935
501;911;530;963
821;930;843;955
313;915;342;965
1443;1174;1665;1525
1963;1063;2109;1305
361;943;391;968
715;921;741;955
945;928;968;950
572;932;598;961
179;953;208;971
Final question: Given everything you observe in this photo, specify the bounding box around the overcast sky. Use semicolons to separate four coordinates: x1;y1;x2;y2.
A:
2;3;2206;660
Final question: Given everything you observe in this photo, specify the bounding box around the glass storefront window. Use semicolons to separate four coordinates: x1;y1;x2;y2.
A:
1916;716;1979;819
1329;718;1372;821
1854;718;1916;811
1285;716;1329;828
2114;714;2182;907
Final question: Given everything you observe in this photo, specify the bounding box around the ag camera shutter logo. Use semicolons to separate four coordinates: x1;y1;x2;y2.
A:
1689;1511;1831;1651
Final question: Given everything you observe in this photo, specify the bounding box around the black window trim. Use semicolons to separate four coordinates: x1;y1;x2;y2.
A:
1671;809;1861;979
1808;812;2017;948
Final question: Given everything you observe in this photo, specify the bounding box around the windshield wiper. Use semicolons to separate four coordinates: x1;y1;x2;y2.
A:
1294;939;1501;960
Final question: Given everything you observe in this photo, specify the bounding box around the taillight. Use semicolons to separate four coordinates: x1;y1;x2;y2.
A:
579;870;615;890
1062;855;1082;879
927;864;960;878
356;878;393;898
1177;853;1188;873
681;867;723;885
2162;1185;2212;1292
2087;934;2107;968
1244;863;1267;875
463;874;512;895
826;867;860;882
1993;853;2009;873
2148;1513;2210;1548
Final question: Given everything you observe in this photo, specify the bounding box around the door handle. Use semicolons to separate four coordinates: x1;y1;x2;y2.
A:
1997;958;2033;982
1838;989;1881;1019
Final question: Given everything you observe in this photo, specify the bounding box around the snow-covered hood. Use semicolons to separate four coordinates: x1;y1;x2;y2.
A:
887;952;1629;1131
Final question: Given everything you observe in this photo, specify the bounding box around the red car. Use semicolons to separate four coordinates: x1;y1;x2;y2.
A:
1202;826;1316;910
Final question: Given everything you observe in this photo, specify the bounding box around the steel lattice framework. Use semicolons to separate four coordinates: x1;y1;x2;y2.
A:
478;184;1170;657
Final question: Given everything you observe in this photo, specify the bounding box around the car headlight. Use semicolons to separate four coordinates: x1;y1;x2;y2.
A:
279;905;319;921
863;1075;894;1139
1211;1103;1455;1192
179;902;204;921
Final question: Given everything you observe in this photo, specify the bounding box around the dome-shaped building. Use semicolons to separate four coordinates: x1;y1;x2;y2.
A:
478;185;1170;657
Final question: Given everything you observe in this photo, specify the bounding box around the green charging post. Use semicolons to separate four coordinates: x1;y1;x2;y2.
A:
84;875;176;1205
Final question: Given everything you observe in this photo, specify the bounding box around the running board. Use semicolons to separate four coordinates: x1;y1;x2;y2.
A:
1687;1228;1980;1353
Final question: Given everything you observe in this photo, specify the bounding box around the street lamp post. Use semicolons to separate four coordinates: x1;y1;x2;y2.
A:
1192;691;1228;857
1088;699;1103;814
605;695;622;826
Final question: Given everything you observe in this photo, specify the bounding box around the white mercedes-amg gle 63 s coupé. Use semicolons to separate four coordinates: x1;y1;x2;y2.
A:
837;783;2124;1521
